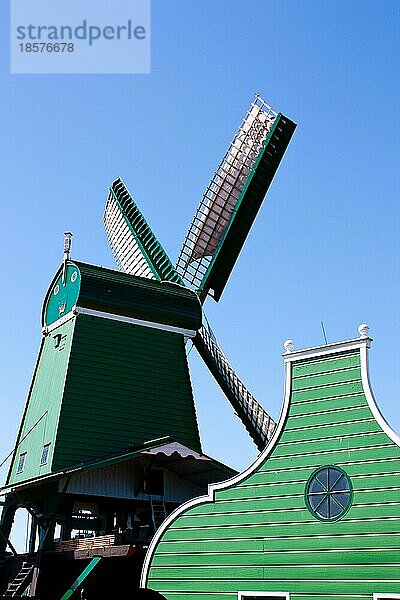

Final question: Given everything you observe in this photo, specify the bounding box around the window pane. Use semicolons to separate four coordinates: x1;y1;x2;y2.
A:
329;496;345;518
331;475;349;492
317;497;329;519
309;478;325;494
315;468;328;490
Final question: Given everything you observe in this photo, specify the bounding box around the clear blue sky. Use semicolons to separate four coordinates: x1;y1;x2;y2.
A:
0;0;399;550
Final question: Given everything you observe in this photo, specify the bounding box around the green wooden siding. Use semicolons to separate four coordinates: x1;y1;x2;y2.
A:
7;319;75;485
146;349;400;598
43;261;202;332
52;314;201;469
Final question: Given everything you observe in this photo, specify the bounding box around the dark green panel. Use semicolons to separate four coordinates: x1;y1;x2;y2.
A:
53;314;201;469
43;261;201;332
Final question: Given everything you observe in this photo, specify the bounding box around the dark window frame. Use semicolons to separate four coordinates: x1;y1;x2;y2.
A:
40;443;51;466
17;452;27;474
305;465;352;522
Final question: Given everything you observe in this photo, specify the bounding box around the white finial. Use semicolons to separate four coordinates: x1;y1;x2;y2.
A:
284;339;295;353
358;323;369;338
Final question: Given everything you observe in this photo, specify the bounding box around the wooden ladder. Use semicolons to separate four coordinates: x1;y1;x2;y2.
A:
150;497;166;531
4;560;34;597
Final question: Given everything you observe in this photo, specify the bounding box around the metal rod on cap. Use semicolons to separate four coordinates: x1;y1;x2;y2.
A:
62;231;73;285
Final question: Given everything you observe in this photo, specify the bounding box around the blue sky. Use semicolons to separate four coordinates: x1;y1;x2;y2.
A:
0;0;399;550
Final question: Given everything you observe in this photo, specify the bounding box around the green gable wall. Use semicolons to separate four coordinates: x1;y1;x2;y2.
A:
7;318;75;485
143;340;400;598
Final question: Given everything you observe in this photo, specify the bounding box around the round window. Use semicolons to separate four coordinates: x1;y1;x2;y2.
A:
53;284;60;296
71;271;77;283
306;466;352;521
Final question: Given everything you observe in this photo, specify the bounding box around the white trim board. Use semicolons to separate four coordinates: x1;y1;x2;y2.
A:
373;595;400;599
238;593;289;599
44;306;197;338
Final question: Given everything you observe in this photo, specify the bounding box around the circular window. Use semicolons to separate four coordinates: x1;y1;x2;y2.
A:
306;466;352;521
71;271;77;283
53;284;60;296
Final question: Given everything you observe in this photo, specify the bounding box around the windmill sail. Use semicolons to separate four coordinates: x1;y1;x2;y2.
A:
104;177;182;284
194;325;276;451
176;95;296;301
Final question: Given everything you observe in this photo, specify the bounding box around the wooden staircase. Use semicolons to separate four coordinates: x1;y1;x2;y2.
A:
3;560;34;597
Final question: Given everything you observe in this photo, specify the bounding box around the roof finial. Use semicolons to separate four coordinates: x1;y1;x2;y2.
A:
358;323;369;338
284;339;295;353
62;232;73;286
63;232;73;261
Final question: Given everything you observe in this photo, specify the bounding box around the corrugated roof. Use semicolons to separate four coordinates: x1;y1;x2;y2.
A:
1;438;236;494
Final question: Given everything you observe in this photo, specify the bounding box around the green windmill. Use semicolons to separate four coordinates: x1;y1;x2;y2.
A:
0;94;295;598
104;94;296;451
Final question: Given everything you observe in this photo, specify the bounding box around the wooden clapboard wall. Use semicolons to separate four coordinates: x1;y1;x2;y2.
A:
143;337;400;599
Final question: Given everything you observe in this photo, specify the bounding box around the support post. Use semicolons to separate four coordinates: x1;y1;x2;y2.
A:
0;494;18;557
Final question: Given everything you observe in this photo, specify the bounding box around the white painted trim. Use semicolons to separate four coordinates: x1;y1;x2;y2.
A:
239;593;289;599
360;343;400;447
43;310;76;334
139;355;293;587
283;336;370;363
73;306;197;338
373;595;400;599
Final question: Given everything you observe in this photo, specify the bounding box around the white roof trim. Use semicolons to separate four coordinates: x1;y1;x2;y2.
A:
43;310;76;334
73;306;197;338
283;336;371;363
360;343;400;447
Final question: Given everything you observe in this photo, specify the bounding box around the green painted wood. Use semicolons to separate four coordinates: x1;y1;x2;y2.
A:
292;367;362;390
146;348;400;598
155;532;400;554
152;548;400;566
7;319;75;485
60;557;102;600
273;431;392;456
53;314;201;468
292;352;360;377
43;261;201;332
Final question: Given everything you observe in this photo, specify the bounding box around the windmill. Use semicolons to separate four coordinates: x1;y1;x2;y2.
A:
104;94;296;452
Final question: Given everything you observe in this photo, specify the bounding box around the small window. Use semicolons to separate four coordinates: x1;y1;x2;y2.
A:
306;466;352;521
40;443;51;466
17;452;27;474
